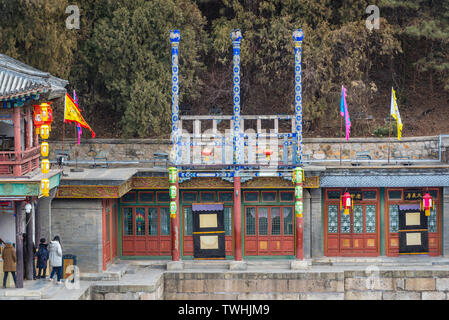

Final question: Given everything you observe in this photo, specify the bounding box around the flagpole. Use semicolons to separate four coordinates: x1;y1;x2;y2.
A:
388;114;391;164
340;110;342;165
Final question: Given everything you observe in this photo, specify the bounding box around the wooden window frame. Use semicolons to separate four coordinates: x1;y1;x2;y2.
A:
200;191;215;202
218;191;233;203
279;191;294;202
121;191;137;203
261;191;277;203
138;191;154;203
243;191;259;203
182;191;197;203
156;191;170;203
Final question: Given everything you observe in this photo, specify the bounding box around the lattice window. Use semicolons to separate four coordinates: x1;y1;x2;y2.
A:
224;207;232;235
262;192;276;202
124;208;133;235
353;205;364;233
148;208;158;235
428;207;437;233
160;207;170;235
389;205;399;233
135;208;145;236
258;208;268;235
340;208;351;233
327;205;338;233
365;205;376;233
283;207;293;235
271;207;281;235
184;207;193;235
245;207;256;235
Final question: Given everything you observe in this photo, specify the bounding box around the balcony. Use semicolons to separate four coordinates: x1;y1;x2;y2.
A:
0;145;40;176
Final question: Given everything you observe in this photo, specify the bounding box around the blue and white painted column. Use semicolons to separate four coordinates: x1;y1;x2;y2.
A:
170;30;181;165
231;29;242;169
292;29;304;164
231;29;243;261
169;31;181;261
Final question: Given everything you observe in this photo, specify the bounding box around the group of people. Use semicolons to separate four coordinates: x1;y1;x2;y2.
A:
1;236;64;288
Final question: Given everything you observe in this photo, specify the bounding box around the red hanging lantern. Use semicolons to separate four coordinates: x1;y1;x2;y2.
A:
422;193;433;216
341;192;352;215
263;148;273;161
201;148;212;162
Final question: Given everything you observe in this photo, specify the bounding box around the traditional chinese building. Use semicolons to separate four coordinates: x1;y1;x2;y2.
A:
0;54;67;287
41;30;449;275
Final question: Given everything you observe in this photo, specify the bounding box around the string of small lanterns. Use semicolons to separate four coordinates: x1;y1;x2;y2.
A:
33;102;53;197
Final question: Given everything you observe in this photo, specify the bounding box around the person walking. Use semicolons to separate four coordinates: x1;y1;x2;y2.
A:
35;238;49;279
48;236;63;284
2;241;17;288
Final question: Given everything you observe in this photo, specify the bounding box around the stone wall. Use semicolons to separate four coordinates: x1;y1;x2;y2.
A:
48;135;442;163
42;199;103;273
163;270;449;300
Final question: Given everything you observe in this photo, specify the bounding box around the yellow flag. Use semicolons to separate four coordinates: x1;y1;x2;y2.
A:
64;93;95;138
390;87;402;140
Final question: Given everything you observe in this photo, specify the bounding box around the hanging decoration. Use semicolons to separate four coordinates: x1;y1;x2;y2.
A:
263;148;273;161
33;102;53;197
341;192;352;215
201;148;213;162
421;193;434;217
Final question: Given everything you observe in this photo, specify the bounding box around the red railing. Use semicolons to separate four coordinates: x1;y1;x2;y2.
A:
0;145;41;176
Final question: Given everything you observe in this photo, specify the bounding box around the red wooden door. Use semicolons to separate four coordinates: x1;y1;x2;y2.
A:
103;199;112;270
244;206;294;256
325;189;379;257
122;206;171;256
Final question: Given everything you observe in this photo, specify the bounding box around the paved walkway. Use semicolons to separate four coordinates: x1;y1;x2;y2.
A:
1;256;449;300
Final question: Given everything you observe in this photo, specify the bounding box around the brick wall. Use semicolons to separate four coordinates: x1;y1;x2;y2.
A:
48;135;442;163
41;199;103;273
163;270;449;300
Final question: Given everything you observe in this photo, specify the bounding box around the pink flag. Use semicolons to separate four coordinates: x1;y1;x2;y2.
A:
340;86;351;141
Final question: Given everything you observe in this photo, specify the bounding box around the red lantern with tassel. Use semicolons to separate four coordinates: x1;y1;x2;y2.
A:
263;148;273;161
341;192;352;215
422;193;433;216
202;148;212;162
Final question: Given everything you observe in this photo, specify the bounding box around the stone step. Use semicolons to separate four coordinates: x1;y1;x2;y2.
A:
41;282;65;299
182;260;230;270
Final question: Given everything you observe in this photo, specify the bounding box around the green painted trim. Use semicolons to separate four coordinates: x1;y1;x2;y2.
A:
380;187;385;256
0;172;60;197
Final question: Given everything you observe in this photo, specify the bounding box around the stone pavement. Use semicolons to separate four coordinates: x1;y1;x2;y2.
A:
1;256;449;300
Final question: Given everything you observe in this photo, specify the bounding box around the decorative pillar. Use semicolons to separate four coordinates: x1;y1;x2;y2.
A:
231;29;242;167
13;106;22;175
231;29;243;261
293;167;304;260
234;176;242;260
170;30;181;165
15;201;24;288
292;29;304;164
25;107;32;150
168;167;180;261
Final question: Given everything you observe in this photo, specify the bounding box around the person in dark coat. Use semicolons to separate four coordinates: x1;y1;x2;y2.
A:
2;241;17;288
35;238;49;279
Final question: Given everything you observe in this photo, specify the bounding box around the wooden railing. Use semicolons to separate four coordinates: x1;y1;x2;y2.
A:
0;145;41;176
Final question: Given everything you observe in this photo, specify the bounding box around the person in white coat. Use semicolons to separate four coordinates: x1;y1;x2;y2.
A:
48;236;63;284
